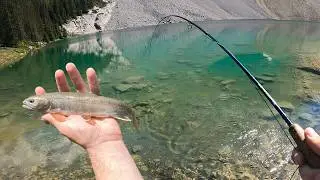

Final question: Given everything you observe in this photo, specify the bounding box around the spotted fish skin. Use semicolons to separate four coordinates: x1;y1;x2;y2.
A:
23;92;138;128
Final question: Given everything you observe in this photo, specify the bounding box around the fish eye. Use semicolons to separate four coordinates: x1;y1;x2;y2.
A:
28;99;35;103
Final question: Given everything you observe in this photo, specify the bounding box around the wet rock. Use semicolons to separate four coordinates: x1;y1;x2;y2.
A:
132;145;143;153
122;76;144;84
255;75;274;83
279;101;295;112
112;84;132;93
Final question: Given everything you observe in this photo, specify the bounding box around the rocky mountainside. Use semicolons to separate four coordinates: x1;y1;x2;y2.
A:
105;0;320;30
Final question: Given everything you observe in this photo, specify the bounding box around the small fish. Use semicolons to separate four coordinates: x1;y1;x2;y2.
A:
22;92;138;128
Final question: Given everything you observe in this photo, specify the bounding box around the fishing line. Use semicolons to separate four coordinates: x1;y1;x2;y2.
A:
289;166;299;180
253;81;295;147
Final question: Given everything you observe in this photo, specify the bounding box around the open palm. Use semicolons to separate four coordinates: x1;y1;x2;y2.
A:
36;63;123;149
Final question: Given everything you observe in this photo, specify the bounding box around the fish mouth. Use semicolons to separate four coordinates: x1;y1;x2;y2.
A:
22;100;36;110
22;104;33;110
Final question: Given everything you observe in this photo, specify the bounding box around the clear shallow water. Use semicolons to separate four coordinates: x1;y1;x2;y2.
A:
0;20;320;179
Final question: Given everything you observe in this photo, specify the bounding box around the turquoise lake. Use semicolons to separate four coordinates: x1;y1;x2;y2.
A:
0;20;319;179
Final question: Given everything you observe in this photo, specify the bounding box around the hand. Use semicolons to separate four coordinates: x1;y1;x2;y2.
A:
292;127;320;180
35;63;123;149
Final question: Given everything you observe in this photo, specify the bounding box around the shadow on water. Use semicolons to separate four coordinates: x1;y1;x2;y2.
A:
0;20;320;179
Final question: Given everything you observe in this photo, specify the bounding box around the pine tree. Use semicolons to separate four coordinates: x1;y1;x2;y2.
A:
0;0;103;47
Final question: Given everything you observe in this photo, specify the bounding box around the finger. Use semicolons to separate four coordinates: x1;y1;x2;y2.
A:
35;86;46;95
41;114;63;129
86;68;100;95
299;165;320;179
305;128;320;156
292;148;305;165
66;63;87;93
55;70;70;92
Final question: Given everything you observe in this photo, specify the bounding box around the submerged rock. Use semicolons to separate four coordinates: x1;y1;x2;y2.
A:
260;111;279;121
112;84;132;92
176;60;193;65
255;75;274;83
0;112;10;118
156;72;170;80
262;73;277;77
279;101;295;112
122;76;144;84
297;67;320;75
132;83;148;90
113;82;149;93
298;113;313;124
132;145;143;153
220;79;236;86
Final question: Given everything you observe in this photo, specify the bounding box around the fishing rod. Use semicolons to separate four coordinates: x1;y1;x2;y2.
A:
157;15;320;168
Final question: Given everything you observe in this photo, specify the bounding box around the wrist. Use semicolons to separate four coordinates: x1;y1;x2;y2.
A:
86;140;125;155
86;140;143;180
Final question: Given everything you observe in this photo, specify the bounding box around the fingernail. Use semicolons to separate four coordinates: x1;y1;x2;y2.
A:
306;128;317;137
66;63;75;71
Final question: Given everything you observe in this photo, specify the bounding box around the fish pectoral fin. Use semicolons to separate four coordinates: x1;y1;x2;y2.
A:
91;115;109;120
86;119;96;125
50;113;67;122
115;116;132;122
81;116;97;125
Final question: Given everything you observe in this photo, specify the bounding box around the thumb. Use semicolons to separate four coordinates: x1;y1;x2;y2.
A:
41;114;63;129
305;128;320;156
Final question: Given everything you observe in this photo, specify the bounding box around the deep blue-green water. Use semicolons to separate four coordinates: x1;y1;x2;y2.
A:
0;20;319;179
